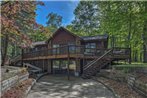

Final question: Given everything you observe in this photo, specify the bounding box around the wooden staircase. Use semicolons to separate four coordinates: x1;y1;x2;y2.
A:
10;55;21;65
82;49;113;79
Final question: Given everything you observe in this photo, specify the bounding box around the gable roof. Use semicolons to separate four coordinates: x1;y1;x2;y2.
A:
46;27;83;43
33;27;108;46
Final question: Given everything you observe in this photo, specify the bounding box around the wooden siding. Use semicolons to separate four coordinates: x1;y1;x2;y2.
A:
48;28;82;48
52;30;76;44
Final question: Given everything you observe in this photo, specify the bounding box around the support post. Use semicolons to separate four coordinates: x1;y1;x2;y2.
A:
21;48;24;67
59;60;62;74
67;45;70;80
82;58;85;74
129;48;131;64
51;60;53;74
43;60;45;72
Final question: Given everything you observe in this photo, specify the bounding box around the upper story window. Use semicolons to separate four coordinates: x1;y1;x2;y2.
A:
85;43;96;49
31;48;37;52
35;48;38;51
53;44;60;48
68;42;76;54
53;44;60;54
97;41;102;48
85;43;96;54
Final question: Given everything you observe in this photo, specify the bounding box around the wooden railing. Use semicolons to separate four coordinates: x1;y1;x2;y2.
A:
82;49;113;78
83;49;113;71
23;45;131;59
10;55;21;63
112;47;131;58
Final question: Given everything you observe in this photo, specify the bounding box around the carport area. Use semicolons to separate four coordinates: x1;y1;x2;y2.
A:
27;75;115;98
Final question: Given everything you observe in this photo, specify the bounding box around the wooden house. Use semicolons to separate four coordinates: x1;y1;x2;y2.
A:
22;27;131;78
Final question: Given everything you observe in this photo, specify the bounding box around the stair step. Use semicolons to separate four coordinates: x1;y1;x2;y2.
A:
82;50;113;79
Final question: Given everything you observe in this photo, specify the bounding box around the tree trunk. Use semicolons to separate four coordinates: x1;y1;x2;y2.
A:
134;50;138;62
140;52;142;62
127;2;132;48
111;35;115;48
143;2;147;63
11;44;15;57
1;34;9;66
143;45;147;63
132;50;134;62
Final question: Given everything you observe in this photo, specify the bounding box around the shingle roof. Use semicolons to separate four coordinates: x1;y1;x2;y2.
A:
32;41;46;46
81;34;108;41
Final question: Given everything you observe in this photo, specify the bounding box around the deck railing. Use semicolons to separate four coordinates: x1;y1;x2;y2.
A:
23;45;131;59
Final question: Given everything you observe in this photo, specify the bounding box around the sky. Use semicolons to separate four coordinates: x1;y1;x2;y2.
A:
36;0;79;27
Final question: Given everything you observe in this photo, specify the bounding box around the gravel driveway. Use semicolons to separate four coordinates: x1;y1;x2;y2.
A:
27;75;115;98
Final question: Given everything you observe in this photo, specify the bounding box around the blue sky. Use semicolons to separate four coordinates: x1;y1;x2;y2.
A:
36;0;79;27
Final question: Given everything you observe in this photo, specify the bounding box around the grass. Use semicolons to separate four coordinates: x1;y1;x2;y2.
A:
113;63;147;73
113;63;147;68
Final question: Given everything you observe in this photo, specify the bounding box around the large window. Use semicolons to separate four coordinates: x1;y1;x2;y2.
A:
85;43;96;48
85;43;96;53
52;44;60;54
68;43;76;54
97;41;101;48
53;44;60;48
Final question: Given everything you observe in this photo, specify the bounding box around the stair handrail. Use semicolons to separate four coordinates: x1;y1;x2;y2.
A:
10;55;21;63
83;49;112;70
23;63;42;71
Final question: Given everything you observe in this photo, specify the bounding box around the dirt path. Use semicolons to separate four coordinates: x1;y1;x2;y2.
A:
27;75;115;98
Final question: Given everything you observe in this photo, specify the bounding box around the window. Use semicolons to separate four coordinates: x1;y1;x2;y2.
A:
52;44;60;54
31;48;36;52
85;43;96;49
85;43;96;53
68;43;76;54
53;44;59;48
97;41;101;48
35;48;38;51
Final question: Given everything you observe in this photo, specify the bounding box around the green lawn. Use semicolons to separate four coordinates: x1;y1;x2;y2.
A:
113;63;147;73
113;63;147;68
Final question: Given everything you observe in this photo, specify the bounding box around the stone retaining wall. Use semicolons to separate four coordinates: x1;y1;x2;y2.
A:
135;68;147;74
1;73;29;95
127;74;147;97
97;71;147;97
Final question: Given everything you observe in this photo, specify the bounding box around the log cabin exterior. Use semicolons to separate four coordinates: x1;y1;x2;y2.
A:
22;27;131;78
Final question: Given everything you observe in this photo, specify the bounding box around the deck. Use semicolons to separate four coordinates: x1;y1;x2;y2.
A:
23;45;131;61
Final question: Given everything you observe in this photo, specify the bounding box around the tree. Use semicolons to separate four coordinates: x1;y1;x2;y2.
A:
66;24;87;36
98;1;147;62
72;1;147;62
72;1;100;36
46;12;62;28
1;1;44;66
29;26;52;41
142;2;147;62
